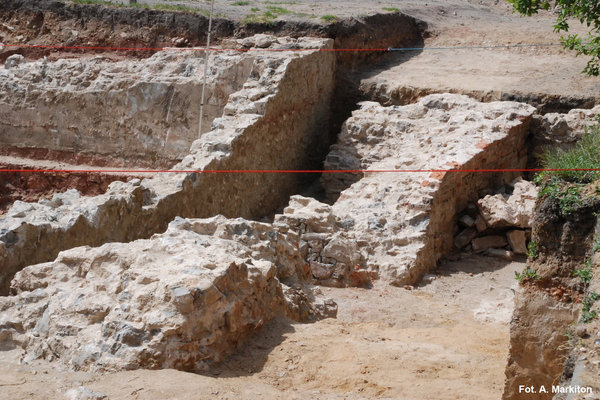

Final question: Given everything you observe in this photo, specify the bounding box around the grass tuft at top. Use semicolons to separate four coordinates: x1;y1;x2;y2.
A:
537;124;600;184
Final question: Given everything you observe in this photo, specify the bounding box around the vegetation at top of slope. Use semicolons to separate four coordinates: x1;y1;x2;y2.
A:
72;0;210;15
536;125;600;184
507;0;600;76
534;125;600;215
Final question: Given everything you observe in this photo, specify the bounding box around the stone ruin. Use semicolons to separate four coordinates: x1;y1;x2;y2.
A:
0;90;544;371
1;215;335;372
0;29;598;373
454;178;538;259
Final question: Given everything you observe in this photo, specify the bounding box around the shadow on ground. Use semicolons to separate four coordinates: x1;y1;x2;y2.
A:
202;317;297;378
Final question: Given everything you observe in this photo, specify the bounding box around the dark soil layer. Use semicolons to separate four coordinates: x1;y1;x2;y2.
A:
0;163;135;214
0;0;424;62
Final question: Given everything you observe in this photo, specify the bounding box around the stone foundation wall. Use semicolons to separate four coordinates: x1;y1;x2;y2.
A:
0;215;336;372
319;94;535;286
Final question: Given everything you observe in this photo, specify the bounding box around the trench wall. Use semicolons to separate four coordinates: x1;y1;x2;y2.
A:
0;51;254;167
503;192;600;400
0;37;336;294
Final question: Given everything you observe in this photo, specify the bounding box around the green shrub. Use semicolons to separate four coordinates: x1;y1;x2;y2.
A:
535;176;584;215
574;258;594;284
527;240;539;260
515;267;541;283
383;7;401;13
321;14;338;23
581;292;600;323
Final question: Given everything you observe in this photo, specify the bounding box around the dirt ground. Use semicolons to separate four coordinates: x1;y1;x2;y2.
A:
0;254;523;400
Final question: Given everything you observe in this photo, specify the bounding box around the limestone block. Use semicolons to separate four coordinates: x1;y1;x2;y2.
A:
477;178;538;229
475;214;487;232
506;230;528;255
5;54;25;69
472;235;508;253
486;248;514;260
455;228;478;249
459;214;475;228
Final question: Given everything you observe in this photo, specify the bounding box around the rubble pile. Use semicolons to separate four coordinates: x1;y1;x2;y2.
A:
0;215;336;372
454;178;538;259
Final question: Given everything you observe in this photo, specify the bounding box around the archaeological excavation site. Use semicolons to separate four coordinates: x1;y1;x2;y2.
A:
0;0;599;399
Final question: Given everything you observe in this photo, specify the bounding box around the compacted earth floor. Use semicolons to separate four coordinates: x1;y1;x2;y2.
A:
0;254;523;400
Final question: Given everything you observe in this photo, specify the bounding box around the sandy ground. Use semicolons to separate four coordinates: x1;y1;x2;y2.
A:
360;7;599;106
0;254;523;400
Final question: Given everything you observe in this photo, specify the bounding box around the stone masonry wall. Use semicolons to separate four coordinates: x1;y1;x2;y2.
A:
316;94;534;286
0;215;336;372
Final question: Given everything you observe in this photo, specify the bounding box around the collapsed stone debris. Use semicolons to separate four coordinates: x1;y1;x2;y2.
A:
454;178;538;260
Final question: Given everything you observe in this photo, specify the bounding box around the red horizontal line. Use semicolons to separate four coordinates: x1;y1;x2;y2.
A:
0;168;596;174
2;44;389;52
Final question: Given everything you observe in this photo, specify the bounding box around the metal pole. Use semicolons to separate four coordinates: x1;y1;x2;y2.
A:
198;0;215;138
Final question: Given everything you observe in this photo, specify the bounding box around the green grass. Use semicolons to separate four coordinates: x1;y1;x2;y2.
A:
243;4;294;24
321;14;338;23
383;7;401;13
264;1;297;4
232;1;250;5
72;0;208;14
537;125;600;184
73;0;117;6
266;6;291;14
153;3;200;12
243;11;276;24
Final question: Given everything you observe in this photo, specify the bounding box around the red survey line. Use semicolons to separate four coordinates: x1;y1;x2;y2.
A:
2;44;389;52
0;168;596;174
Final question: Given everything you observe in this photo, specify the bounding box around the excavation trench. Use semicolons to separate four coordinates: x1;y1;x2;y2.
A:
0;4;597;393
0;9;427;294
0;3;574;291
